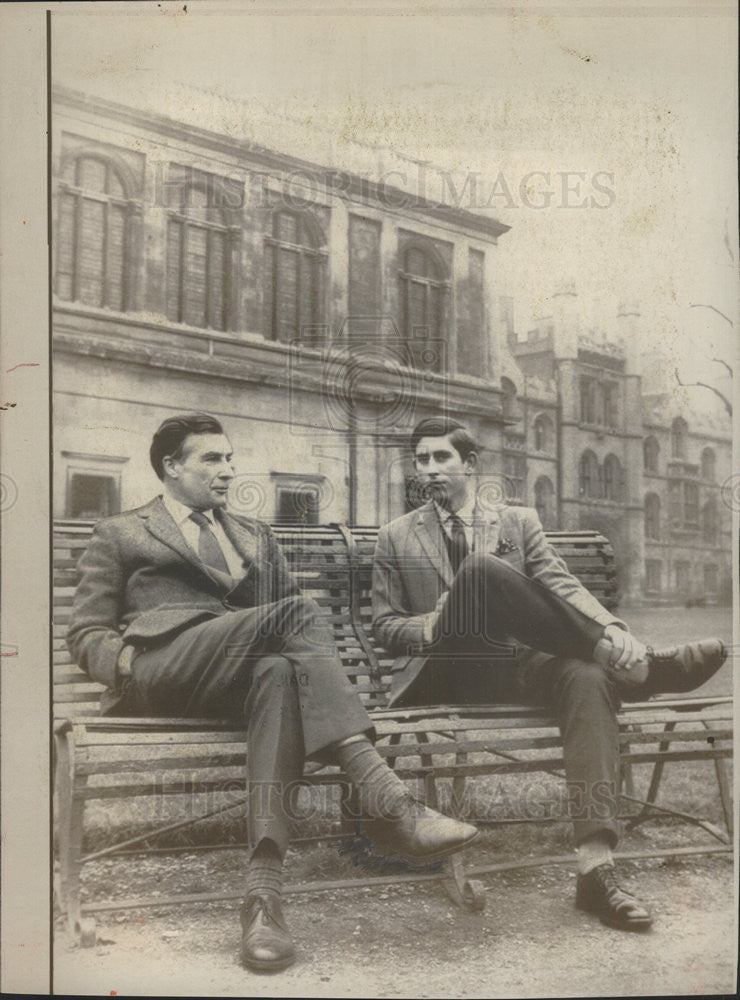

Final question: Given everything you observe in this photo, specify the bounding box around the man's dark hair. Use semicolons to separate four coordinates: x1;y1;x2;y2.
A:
410;416;479;461
150;413;225;480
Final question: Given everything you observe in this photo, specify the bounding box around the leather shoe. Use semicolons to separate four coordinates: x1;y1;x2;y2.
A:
240;893;295;972
371;798;479;860
576;864;653;931
644;638;727;695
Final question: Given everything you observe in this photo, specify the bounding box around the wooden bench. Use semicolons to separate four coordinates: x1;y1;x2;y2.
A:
54;519;733;946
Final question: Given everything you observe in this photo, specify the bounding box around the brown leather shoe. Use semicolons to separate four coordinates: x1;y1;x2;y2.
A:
576;864;653;931
240;894;295;972
644;638;727;695
372;798;479;860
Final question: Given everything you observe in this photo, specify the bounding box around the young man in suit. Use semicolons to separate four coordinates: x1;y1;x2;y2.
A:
67;412;477;973
372;415;726;932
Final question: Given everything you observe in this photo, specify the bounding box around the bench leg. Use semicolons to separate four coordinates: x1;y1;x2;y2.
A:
443;851;486;912
625;720;676;831
702;720;734;837
55;730;96;947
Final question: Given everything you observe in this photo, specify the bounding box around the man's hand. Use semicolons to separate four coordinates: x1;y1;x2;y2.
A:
116;644;137;679
602;624;648;685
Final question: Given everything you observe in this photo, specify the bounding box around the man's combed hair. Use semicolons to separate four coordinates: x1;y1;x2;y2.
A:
410;416;479;461
150;413;225;480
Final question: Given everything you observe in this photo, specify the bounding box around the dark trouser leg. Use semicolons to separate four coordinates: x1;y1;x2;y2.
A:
130;595;373;757
526;657;622;847
244;655;305;855
434;552;605;662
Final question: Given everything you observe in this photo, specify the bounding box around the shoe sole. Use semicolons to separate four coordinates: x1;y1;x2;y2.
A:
241;953;296;973
576;900;653;932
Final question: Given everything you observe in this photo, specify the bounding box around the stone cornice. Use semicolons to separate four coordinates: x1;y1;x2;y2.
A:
54;85;511;242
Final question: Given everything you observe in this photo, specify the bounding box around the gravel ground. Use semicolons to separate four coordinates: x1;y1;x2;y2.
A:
54;855;736;998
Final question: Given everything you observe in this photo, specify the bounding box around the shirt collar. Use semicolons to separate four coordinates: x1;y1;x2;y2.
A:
161;492;216;528
434;498;477;526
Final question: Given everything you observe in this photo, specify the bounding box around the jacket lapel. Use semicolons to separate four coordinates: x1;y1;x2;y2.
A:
140;497;206;576
217;510;258;567
414;502;454;588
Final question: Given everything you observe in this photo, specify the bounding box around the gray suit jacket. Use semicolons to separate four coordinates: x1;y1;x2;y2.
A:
67;496;298;712
372;501;623;706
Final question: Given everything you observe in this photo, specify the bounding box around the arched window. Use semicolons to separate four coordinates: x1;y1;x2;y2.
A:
166;173;242;331
603;454;623;501
671;417;688;460
701;447;716;482
702;499;718;543
501;377;517;420
643;436;659;474
579;450;600;499
264;210;326;343
534;476;556;530
534;414;553;452
644;493;661;540
55;153;134;310
398;244;447;369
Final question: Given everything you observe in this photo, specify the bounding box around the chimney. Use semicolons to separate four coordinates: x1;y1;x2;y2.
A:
616;300;640;374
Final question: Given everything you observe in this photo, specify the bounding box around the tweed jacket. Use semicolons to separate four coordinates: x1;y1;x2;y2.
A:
67;496;298;709
372;501;623;705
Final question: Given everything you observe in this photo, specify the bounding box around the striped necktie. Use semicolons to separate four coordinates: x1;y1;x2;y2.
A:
188;511;231;576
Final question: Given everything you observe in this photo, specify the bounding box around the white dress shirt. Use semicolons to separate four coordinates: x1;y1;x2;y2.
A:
161;494;247;578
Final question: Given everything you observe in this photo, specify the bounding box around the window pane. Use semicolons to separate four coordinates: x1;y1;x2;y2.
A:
207;229;226;331
68;473;117;519
78;198;105;306
105;203;126;311
276;247;298;341
184;225;207;328
166;219;183;322
264;243;275;338
56;192;76;300
276;212;298;244
78;157;107;192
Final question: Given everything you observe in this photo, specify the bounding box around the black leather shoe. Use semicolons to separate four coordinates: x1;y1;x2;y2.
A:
576;864;653;931
372;798;479;860
644;638;727;695
240;894;295;972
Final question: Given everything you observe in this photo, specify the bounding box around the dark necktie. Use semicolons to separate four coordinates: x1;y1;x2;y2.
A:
188;511;231;576
444;512;469;574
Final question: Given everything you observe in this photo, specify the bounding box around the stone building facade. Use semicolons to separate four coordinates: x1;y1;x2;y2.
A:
52;86;731;604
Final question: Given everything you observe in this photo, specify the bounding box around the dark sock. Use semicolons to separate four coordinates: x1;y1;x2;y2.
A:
245;838;283;899
334;736;411;821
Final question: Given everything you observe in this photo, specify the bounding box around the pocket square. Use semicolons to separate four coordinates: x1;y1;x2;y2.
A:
495;537;518;555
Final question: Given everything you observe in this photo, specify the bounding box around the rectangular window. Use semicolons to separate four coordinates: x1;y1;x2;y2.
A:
274;486;320;524
675;561;691;594
645;560;662;594
67;473;118;519
683;483;699;526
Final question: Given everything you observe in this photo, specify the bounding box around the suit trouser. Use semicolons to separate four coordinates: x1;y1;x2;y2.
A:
421;552;622;847
128;595;372;853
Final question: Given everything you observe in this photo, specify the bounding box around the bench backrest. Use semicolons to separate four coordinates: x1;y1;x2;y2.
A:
53;518;617;720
